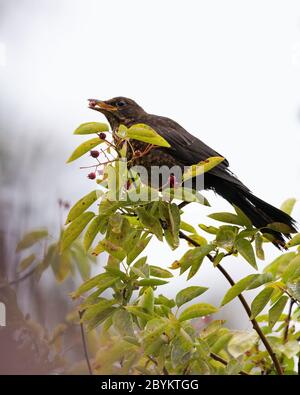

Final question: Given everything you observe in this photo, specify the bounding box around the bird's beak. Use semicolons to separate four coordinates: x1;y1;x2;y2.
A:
88;99;117;112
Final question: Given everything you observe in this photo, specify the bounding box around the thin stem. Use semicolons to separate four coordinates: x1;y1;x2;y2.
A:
78;310;93;375
210;352;249;375
283;299;294;343
0;267;37;289
179;230;283;375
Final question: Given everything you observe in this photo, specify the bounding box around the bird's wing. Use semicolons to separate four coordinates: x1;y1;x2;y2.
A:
143;114;229;167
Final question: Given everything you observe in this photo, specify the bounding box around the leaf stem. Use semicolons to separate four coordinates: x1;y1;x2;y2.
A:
179;230;283;375
210;352;249;375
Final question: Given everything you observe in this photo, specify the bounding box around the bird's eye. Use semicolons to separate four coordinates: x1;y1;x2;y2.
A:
116;100;126;107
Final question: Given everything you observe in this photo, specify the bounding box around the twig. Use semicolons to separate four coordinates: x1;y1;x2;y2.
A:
0;267;36;289
283;299;294;343
179;230;283;375
78;310;93;375
210;352;249;375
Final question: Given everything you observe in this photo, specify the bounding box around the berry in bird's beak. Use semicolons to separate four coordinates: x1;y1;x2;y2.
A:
88;99;117;112
169;174;177;188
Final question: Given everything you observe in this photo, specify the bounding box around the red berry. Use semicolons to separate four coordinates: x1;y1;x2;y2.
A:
87;172;96;180
99;132;106;140
169;174;176;188
134;150;142;157
90;150;99;158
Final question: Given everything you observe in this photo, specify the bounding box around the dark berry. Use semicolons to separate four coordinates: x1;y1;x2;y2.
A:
87;172;96;180
169;174;176;188
134;150;142;157
90;150;100;158
99;132;106;140
126;179;132;190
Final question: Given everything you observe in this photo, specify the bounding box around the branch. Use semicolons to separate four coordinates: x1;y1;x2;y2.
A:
179;230;283;375
210;352;249;375
78;310;93;375
0;267;36;289
283;299;294;343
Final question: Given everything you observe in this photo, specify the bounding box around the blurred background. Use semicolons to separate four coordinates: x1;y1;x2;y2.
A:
1;0;300;373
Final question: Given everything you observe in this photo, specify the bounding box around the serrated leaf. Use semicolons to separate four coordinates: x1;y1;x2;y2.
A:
235;238;257;269
280;198;297;215
221;274;259;306
61;211;95;252
178;303;218;321
149;265;173;278
176;286;208;307
182;157;224;181
66;190;100;224
73;122;109;135
16;230;48;252
121;123;171;147
268;296;288;328
250;287;274;319
66;137;103;163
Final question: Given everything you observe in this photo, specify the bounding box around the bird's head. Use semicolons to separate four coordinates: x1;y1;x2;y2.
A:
88;97;146;130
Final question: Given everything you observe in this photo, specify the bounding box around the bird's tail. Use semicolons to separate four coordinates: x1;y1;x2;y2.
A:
210;177;297;249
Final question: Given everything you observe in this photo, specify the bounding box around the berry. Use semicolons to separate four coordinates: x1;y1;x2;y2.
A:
134;150;142;157
168;174;176;188
99;132;106;140
90;150;99;158
87;172;96;180
126;179;132;190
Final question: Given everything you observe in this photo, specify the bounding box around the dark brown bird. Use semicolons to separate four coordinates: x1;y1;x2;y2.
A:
88;96;297;248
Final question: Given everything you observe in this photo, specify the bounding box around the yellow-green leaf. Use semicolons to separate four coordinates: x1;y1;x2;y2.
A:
268;295;288;328
18;254;36;272
16;230;48;252
221;274;259;306
182;157;224;182
280;198;296;215
250;287;274;319
179;303;218;321
61;211;95;252
73;122;109;135
176;286;208;307
235;238;257;269
66;137;103;163
286;233;300;248
83;215;102;252
119;123;171;147
66;190;100;224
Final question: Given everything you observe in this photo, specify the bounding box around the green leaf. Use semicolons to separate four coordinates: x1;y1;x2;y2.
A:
149;265;173;278
182;157;224;181
66;137;102;163
83;215;102;251
159;202;180;249
18;254;36;272
174;245;213;276
51;250;71;282
137;278;168;286
233;206;253;228
127;235;152;265
228;331;258;358
16;230;48;252
215;228;236;250
179;303;218;321
176;286;208;307
268;296;288;328
264;252;296;277
250;287;274;319
276;340;300;359
211;333;233;354
113;309;134;337
122;123;171;147
135;207;163;241
61;212;95;252
221;274;259;306
125;306;153;321
280;198;297;215
139;287;154;313
198;224;218;235
267;222;295;234
208;212;245;226
73;122;109;135
66;190;100;224
281;255;300;283
162;188;210;205
92;239;126;260
246;272;273;290
286;233;300;248
255;233;265;260
180;221;197;234
187;244;215;280
235;238;257;269
71;273;117;298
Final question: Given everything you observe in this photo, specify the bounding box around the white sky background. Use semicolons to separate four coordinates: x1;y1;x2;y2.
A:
1;0;300;328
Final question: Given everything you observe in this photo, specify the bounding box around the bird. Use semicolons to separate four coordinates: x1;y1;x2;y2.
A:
88;96;297;248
